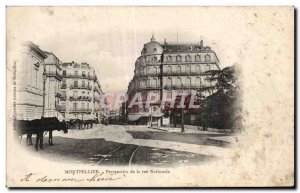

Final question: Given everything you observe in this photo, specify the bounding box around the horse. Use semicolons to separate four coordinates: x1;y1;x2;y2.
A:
14;117;68;150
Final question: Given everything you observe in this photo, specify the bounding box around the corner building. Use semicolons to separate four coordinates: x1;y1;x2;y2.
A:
59;62;103;122
126;35;220;125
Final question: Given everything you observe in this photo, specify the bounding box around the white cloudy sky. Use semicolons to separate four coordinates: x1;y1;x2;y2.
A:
8;7;255;93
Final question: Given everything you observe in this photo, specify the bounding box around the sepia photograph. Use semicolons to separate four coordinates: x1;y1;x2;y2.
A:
5;6;294;187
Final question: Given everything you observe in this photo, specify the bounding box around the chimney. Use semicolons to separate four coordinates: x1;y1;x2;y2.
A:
200;40;203;49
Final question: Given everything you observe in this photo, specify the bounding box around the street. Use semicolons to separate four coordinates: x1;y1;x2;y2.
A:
22;125;235;166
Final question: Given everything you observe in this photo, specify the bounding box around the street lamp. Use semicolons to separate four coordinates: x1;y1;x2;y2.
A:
149;104;153;127
181;83;185;133
42;66;47;118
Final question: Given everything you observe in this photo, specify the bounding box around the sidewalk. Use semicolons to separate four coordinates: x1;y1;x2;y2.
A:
150;125;231;135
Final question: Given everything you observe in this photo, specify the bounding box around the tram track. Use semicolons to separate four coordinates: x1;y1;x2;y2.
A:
96;126;142;166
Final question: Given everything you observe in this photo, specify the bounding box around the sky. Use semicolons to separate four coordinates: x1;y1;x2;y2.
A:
8;7;252;93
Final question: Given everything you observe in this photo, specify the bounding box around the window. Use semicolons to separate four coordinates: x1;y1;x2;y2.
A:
74;70;78;76
82;80;85;87
185;55;191;62
168;55;172;62
153;78;158;86
167;78;172;86
73;103;77;110
62;80;66;88
153;48;157;52
34;68;38;87
205;54;211;62
176;66;181;73
167;66;172;73
146;79;150;87
195;54;201;61
176;55;182;62
196;65;201;73
186;65;191;74
207;64;211;71
63;70;66;76
186;77;191;87
154;56;157;61
74;80;78;87
81;102;85;109
82;71;86;77
87;103;90;110
176;77;182;86
198;77;202;87
74;91;78;98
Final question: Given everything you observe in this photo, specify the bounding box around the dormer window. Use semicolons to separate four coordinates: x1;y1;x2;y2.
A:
195;54;201;62
185;55;191;62
205;54;211;62
167;55;172;62
176;55;182;62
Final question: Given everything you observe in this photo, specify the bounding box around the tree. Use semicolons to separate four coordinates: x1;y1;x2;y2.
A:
198;65;242;132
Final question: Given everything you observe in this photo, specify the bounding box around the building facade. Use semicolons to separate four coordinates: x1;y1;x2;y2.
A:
125;35;220;125
59;62;103;122
43;51;65;120
16;42;48;120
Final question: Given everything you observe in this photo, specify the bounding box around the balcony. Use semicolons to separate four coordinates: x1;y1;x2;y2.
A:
163;84;213;90
137;84;161;90
136;72;160;77
69;96;92;101
61;84;67;89
70;85;92;90
69;108;93;113
62;73;96;81
162;71;212;76
44;71;63;80
94;85;102;93
93;97;101;103
56;105;66;112
55;89;63;96
93;75;98;81
55;90;66;100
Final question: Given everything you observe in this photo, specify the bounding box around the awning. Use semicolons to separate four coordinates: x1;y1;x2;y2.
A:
152;113;164;117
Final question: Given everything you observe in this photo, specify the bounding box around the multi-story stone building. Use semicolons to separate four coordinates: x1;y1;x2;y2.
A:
59;62;103;122
16;42;48;120
43;51;65;120
125;35;220;125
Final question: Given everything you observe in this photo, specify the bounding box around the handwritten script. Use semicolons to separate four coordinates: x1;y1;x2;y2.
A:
20;172;122;183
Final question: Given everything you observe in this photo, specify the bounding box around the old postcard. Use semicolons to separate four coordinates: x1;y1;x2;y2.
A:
6;6;294;187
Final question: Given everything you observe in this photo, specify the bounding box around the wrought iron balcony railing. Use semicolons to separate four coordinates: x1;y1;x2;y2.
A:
69;96;92;101
61;84;67;89
137;84;161;90
70;85;92;90
163;84;213;90
62;73;97;81
44;71;63;80
56;105;66;112
162;71;213;76
69;108;93;113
